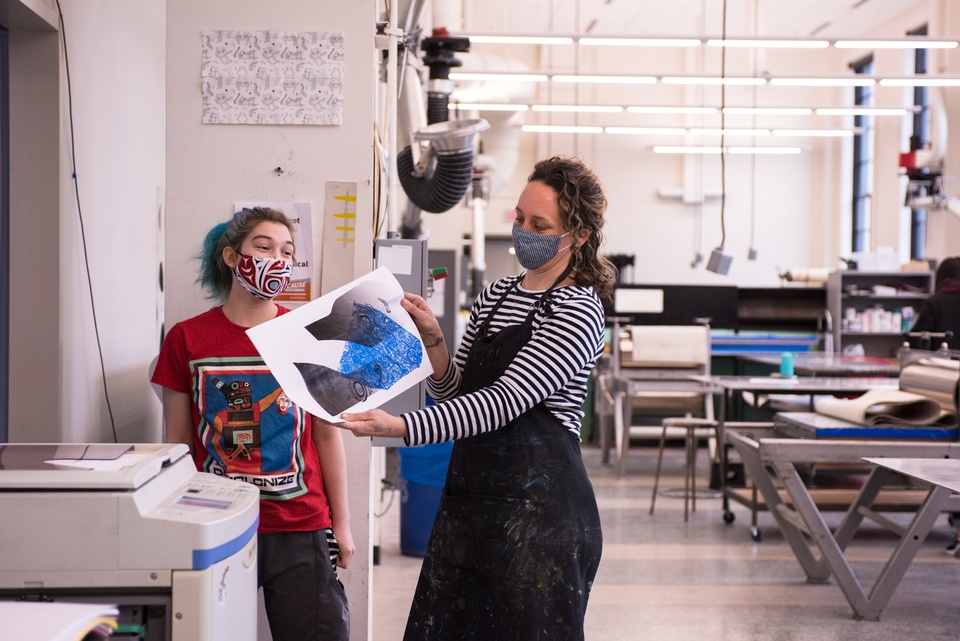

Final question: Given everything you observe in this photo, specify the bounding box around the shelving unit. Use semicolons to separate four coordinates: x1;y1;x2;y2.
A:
827;270;934;358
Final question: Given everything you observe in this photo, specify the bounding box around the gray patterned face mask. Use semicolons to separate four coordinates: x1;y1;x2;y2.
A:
511;225;569;270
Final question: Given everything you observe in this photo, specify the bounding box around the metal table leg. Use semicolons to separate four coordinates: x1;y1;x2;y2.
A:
770;460;954;620
728;431;826;576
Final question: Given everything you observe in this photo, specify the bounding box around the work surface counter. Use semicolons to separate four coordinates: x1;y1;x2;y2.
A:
725;423;960;621
773;411;959;441
738;352;900;377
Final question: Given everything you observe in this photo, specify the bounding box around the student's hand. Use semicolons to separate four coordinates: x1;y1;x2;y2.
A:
333;524;356;569
337;409;408;439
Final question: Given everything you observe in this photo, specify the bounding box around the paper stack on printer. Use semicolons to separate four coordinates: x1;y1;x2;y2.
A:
815;357;960;428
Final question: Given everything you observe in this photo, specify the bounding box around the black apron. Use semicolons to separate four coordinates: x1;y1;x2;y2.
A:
404;271;603;641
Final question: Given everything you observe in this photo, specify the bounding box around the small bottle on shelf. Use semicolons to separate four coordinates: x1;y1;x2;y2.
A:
901;306;915;332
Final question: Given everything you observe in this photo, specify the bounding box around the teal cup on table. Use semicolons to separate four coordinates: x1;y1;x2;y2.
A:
780;351;796;377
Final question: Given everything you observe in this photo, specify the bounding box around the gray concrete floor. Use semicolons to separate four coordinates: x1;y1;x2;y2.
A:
371;443;960;640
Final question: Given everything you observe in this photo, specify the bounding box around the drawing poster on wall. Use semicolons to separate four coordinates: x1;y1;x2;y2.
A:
235;202;314;303
247;268;432;422
201;30;344;126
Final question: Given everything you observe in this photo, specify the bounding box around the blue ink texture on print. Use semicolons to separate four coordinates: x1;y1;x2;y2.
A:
298;288;423;415
340;303;422;388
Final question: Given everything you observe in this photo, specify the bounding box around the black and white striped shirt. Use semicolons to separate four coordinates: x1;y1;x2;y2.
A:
403;275;605;446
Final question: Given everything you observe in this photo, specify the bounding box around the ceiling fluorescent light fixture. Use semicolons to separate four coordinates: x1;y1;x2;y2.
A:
522;124;603;134
653;146;723;154
532;104;623;113
553;74;657;84
770;77;874;87
463;34;574;45
707;38;828;49
606;126;687;135
449;72;548;82
579;37;702;47
879;77;960;87
449;103;530;112
723;107;813;115
627;106;719;114
654;146;801;154
772;129;854;137
688;128;771;136
835;38;958;49
662;76;766;86
815;107;910;116
728;147;802;154
453;33;958;51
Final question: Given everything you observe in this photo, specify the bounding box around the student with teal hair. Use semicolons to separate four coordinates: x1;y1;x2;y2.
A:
152;206;353;640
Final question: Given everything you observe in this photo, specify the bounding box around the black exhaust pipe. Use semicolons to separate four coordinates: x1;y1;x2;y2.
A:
397;147;475;214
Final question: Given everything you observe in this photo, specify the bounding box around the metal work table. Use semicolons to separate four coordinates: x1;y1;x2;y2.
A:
598;315;719;474
708;375;901;536
706;375;900;407
738;353;900;377
724;412;959;541
868;457;960;494
774;411;959;441
725;423;960;621
604;375;718;476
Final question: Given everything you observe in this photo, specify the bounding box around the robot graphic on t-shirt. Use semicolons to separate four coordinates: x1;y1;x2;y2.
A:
194;360;307;498
211;376;284;473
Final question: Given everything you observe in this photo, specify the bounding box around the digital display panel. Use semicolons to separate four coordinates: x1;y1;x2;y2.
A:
176;495;232;510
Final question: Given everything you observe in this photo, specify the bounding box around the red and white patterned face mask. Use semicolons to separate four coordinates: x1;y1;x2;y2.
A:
233;253;292;300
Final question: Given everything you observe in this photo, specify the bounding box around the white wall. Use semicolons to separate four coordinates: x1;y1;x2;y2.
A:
165;1;377;638
5;0;165;444
58;0;167;444
6;1;60;443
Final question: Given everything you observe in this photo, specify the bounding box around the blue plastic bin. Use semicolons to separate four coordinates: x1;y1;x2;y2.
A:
397;440;453;557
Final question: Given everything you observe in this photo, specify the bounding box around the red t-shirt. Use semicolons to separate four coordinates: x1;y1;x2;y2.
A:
151;306;331;534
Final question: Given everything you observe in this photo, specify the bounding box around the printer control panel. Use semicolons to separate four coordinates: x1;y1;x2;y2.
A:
176;477;253;510
151;474;259;523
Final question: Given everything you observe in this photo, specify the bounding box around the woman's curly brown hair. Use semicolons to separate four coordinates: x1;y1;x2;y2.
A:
527;156;616;299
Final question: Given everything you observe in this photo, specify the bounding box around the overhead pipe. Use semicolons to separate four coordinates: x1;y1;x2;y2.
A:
469;174;490;297
398;118;489;214
396;29;488;224
385;0;400;238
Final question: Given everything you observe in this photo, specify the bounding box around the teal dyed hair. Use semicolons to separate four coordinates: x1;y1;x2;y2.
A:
196;207;296;302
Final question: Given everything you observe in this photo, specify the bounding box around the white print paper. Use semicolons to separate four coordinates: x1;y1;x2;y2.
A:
201;30;344;126
247;268;432;421
235;201;314;303
815;388;959;427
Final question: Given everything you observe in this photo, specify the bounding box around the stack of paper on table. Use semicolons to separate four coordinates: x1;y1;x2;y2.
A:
815;388;960;428
0;601;118;640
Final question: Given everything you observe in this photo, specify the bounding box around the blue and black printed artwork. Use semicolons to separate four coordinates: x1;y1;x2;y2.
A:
297;279;423;415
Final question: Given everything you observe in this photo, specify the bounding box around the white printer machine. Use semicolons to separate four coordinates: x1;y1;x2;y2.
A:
0;443;259;641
